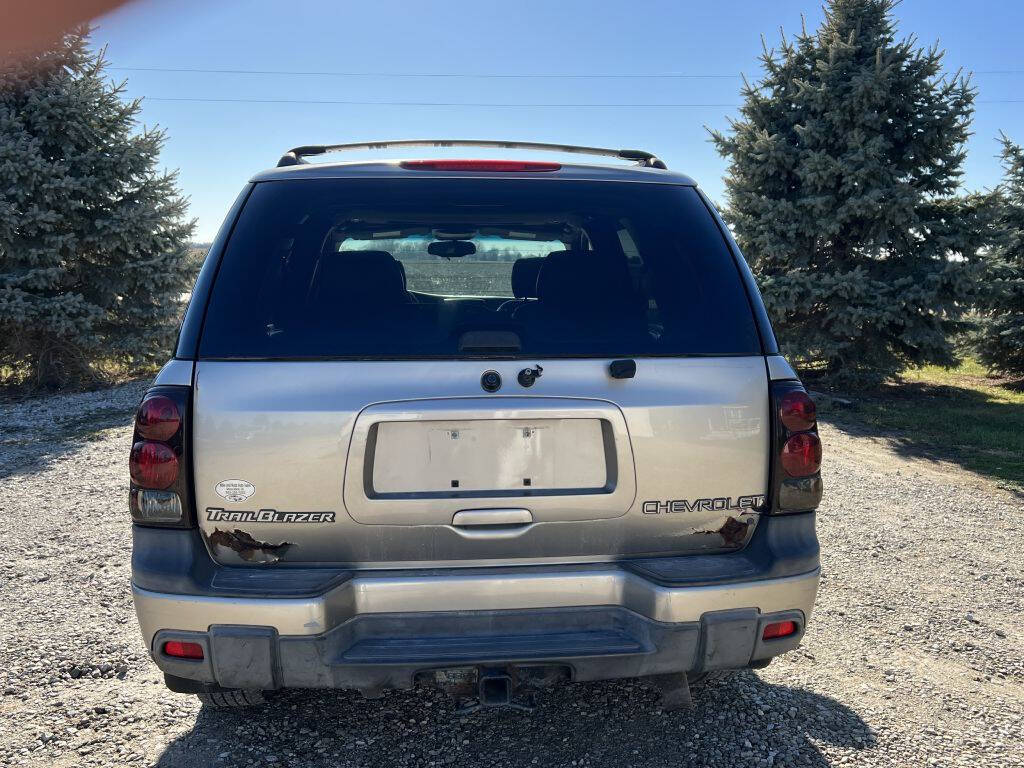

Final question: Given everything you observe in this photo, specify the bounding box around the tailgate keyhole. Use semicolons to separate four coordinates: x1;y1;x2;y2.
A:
517;366;543;388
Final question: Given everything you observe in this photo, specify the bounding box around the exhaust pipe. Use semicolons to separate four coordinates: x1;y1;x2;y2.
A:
478;668;513;707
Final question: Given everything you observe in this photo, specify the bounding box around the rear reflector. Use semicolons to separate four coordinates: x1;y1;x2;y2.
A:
780;433;822;477
762;620;798;640
129;440;179;489
163;640;204;659
399;159;561;172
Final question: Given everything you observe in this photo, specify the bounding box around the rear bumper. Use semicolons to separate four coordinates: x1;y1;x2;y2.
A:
152;602;812;695
132;513;819;692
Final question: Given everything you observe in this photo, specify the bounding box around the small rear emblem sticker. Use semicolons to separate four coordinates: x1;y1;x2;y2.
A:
215;479;255;503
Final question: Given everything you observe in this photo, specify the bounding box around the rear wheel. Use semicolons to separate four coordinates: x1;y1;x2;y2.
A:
197;689;267;708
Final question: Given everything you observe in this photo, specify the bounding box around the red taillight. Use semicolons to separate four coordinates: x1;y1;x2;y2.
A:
130;386;189;526
762;620;798;640
136;394;181;441
399;159;561;172
781;433;822;477
772;382;823;512
130;441;179;489
779;390;817;432
163;640;204;659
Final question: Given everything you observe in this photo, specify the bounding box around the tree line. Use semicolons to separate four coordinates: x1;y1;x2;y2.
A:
1;3;1022;391
711;0;1022;386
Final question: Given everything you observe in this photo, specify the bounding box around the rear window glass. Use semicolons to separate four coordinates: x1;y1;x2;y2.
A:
199;179;760;358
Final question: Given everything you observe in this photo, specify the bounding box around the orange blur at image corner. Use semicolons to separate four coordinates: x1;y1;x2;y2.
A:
2;0;137;60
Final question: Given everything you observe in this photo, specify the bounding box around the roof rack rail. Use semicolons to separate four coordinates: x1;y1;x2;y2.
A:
276;139;667;170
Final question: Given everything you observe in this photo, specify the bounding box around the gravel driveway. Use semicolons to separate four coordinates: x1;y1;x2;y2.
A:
1;382;1022;767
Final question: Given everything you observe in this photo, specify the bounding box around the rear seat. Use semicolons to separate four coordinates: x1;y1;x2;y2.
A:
513;249;645;339
346;250;409;292
309;247;644;344
498;255;547;313
309;250;412;323
308;250;483;343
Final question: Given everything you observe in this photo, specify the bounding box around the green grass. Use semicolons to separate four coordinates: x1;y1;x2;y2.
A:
828;361;1024;493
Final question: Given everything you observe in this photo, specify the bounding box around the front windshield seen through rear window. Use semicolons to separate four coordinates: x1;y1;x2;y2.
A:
343;236;561;298
198;178;760;359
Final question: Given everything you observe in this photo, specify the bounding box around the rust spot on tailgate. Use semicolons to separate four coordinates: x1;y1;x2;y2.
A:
696;516;753;548
205;528;292;564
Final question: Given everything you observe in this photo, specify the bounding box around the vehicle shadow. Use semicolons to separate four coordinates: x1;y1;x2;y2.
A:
820;379;1024;498
154;671;876;767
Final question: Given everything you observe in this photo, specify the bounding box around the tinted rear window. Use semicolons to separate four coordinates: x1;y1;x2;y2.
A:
199;179;760;358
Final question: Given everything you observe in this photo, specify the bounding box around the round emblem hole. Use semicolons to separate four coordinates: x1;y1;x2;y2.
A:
480;370;502;393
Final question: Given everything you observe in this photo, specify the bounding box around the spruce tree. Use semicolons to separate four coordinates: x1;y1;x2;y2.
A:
976;135;1024;377
0;28;195;389
710;0;983;387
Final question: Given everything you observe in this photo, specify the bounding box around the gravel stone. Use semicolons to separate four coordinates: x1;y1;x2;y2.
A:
0;382;1022;767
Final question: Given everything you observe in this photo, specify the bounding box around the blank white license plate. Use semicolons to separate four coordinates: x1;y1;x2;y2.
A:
371;418;607;494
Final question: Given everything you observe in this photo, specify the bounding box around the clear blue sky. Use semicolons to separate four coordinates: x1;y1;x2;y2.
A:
94;0;1024;241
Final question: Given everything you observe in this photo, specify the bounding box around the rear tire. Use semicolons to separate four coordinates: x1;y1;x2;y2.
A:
197;689;267;708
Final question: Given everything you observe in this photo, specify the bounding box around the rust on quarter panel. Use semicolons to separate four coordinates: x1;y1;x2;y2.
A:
205;528;292;565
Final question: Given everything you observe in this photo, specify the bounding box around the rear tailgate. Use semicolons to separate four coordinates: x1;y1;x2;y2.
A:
189;175;771;567
193;357;768;566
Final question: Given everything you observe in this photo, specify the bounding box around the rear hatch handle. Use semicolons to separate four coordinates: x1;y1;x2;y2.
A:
451;508;534;539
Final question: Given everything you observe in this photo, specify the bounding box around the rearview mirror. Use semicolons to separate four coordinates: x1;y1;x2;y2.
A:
427;240;476;258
